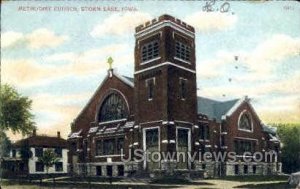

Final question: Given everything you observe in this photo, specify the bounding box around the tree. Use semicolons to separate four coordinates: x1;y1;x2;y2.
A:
0;131;11;158
270;123;300;173
0;84;36;135
38;149;59;175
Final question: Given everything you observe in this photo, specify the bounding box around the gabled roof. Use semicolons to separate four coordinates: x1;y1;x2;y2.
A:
13;135;67;148
74;71;133;123
120;75;134;86
114;73;134;87
197;96;239;122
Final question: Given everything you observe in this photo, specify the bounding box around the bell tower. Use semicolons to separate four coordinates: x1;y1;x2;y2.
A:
132;15;198;172
134;14;197;124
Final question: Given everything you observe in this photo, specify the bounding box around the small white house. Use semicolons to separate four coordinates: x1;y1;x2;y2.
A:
4;130;68;176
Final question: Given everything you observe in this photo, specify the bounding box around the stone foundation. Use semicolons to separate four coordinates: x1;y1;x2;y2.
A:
225;162;281;176
71;161;282;177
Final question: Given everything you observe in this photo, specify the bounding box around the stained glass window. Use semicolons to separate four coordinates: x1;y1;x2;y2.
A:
146;129;158;147
239;113;252;131
116;138;124;154
103;139;115;155
99;93;128;122
95;140;102;156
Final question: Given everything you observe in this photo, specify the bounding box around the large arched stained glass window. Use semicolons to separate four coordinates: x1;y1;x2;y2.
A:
238;113;252;131
98;93;128;122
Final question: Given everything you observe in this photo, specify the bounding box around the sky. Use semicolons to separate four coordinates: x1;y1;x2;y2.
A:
1;1;300;141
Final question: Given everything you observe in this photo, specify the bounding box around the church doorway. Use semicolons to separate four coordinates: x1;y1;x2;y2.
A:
143;127;160;171
176;127;191;170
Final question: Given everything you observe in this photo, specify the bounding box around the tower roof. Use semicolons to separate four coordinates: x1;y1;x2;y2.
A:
135;14;195;33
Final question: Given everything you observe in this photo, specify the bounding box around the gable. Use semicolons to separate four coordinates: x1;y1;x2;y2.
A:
70;72;134;137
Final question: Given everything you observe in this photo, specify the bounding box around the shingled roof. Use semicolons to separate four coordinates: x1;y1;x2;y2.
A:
13;135;67;148
197;96;239;122
122;76;134;84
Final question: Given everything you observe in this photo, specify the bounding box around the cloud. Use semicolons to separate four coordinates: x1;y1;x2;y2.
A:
199;71;300;99
26;28;69;49
2;44;132;87
1;31;24;48
1;28;69;49
184;11;237;32
245;34;300;74
90;12;152;38
197;34;300;81
30;92;91;138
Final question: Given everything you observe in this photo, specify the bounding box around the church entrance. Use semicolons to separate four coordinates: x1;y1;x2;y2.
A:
176;127;191;170
143;127;160;171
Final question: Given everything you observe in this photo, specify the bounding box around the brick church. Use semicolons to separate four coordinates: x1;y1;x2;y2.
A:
68;14;281;178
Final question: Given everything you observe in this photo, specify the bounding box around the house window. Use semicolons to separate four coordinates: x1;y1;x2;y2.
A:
141;40;159;62
70;142;77;152
35;148;43;157
179;78;187;99
146;78;155;100
118;165;124;176
253;165;257;174
103;139;115;155
244;165;248;174
55;162;63;172
234;164;239;175
96;166;102;176
55;147;62;157
116;138;124;154
36;162;44;172
238;112;252;131
200;125;210;140
95;140;102;156
175;41;191;62
234;140;255;155
98;93;128;122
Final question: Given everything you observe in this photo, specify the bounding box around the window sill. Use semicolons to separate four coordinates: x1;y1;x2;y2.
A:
174;57;191;64
141;57;161;65
98;118;127;125
238;128;253;133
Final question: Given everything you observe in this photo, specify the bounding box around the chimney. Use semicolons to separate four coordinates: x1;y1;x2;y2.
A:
32;129;36;136
57;131;61;138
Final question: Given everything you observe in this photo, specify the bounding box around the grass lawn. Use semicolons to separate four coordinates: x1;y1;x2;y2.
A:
57;176;123;182
234;182;295;189
150;177;214;186
214;175;289;182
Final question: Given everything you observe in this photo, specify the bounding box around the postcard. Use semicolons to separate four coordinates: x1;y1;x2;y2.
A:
1;1;299;188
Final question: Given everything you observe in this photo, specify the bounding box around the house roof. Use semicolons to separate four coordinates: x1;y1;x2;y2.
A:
13;135;67;148
122;76;134;85
197;96;239;122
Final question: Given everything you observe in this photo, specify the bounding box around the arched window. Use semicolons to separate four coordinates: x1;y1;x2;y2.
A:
98;93;128;122
238;112;252;131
